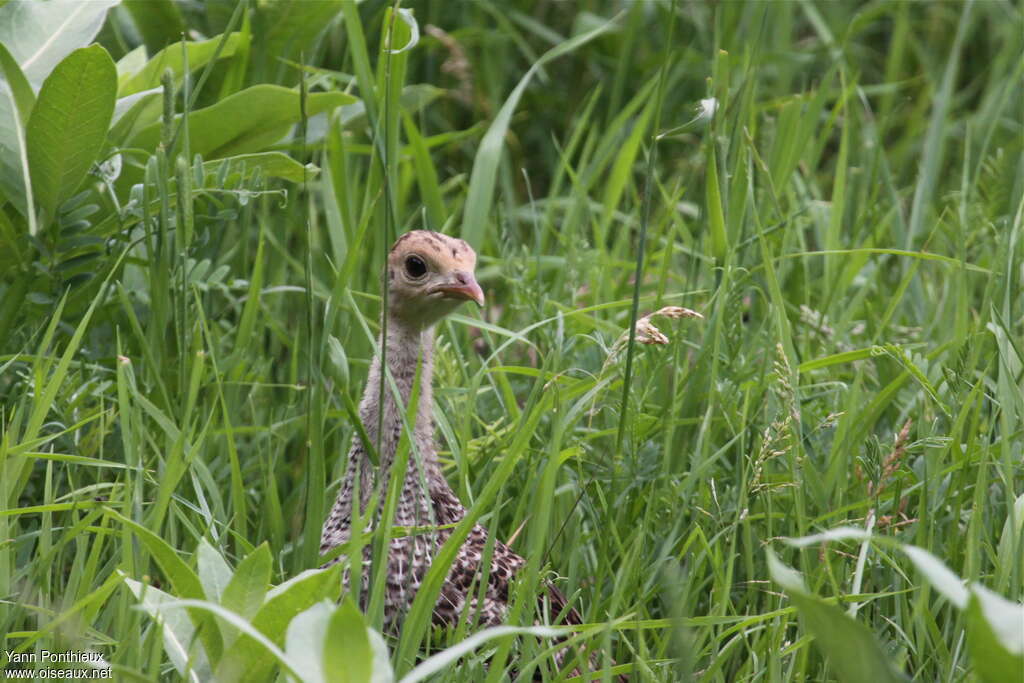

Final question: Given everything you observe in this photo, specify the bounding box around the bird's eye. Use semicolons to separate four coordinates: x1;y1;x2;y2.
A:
404;254;427;279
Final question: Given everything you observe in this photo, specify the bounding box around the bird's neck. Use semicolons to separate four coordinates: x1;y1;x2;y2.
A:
357;317;436;466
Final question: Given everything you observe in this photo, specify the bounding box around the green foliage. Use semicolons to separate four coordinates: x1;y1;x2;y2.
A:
0;0;116;221
116;31;244;97
122;0;185;54
767;548;907;683
774;532;1024;682
120;538;346;682
1;1;1022;682
126;85;355;159
27;45;116;224
967;587;1024;683
460;17;615;249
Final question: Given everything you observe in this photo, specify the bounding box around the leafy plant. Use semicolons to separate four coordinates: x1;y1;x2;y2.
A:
0;1;349;329
771;524;1024;682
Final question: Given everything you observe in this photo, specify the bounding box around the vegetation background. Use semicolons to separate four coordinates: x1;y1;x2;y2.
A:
0;0;1021;681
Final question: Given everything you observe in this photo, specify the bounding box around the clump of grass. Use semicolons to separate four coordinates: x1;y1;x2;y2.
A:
1;1;1021;681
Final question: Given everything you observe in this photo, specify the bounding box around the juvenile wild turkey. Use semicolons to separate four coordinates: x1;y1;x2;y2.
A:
321;231;618;676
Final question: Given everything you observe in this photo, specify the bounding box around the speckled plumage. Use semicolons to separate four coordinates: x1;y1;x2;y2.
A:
320;231;622;678
321;231;538;628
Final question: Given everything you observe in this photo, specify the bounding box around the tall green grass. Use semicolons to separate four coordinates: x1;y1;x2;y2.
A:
1;1;1021;681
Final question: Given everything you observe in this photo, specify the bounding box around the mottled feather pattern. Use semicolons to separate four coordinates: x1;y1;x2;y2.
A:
320;231;622;679
318;320;527;630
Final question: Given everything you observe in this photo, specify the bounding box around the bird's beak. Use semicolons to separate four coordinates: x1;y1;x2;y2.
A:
434;272;485;306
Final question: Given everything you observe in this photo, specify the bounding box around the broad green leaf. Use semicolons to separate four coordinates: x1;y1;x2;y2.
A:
285;600;394;683
966;585;1024;683
0;0;117;87
106;509;205;599
123;575;211;683
196;538;234;603
122;0;186;55
0;42;35;226
215;564;341;682
400;625;559;683
106;508;223;663
109;87;162;146
284;601;333;683
767;550;906;683
221;542;272;622
113;86;162;125
129;85;355;160
254;0;344;83
0;42;34;123
115;45;147;81
901;545;969;609
118;32;243;96
461;17;615;248
367;630;394;683
27;45;116;220
766;548;808;593
155;598;305;681
202;152;319;184
325;597;373;683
